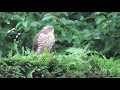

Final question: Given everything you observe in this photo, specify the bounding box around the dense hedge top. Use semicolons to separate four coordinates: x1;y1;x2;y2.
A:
0;49;120;78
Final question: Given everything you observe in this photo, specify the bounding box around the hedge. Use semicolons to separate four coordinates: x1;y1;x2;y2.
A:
0;49;120;78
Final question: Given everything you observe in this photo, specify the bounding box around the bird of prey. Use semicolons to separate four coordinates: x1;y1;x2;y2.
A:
32;25;55;55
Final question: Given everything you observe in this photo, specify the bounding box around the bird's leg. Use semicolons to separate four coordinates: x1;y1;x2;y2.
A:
46;46;52;52
36;47;44;55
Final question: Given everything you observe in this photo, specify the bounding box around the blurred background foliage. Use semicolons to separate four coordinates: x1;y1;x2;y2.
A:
0;12;120;59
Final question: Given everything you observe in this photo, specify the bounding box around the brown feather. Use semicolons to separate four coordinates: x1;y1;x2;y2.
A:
32;25;55;55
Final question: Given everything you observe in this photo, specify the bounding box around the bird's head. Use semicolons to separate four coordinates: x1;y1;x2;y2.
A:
41;25;54;34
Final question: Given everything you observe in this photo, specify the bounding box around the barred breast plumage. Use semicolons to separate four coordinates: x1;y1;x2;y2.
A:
32;25;55;55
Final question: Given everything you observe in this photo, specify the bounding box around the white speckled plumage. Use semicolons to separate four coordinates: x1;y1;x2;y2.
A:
32;25;55;55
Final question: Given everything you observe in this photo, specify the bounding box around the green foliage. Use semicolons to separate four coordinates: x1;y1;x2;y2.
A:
0;49;120;78
0;12;120;78
0;12;120;58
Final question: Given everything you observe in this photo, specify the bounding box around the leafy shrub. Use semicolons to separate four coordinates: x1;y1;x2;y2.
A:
0;49;120;78
0;12;120;59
